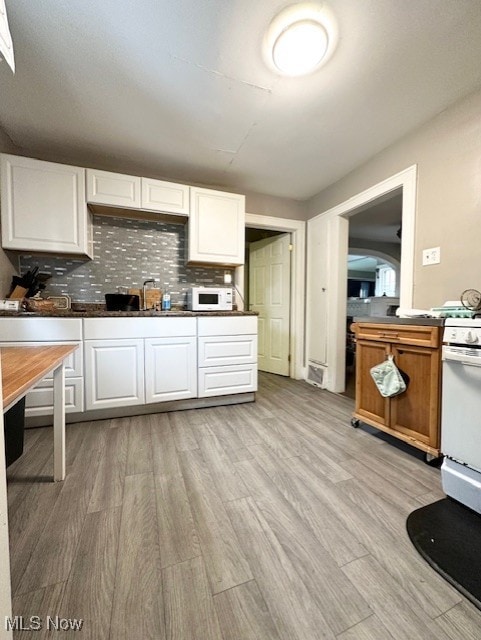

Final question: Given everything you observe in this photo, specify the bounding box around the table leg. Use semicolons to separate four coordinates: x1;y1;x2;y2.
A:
53;363;66;482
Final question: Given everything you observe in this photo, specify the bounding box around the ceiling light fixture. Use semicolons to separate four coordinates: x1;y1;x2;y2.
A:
264;3;337;77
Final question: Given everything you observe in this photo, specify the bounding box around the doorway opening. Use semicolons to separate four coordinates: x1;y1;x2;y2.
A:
246;228;292;376
311;164;416;394
237;213;306;380
344;190;402;398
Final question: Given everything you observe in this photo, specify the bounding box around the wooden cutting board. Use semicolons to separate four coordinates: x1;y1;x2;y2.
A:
128;288;162;310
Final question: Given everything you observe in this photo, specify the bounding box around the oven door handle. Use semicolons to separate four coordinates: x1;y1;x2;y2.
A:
443;348;481;367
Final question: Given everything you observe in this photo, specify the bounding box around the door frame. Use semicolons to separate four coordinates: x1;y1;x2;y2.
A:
312;164;417;392
236;213;306;379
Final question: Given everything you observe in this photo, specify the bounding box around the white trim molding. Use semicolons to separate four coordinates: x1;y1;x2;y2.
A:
240;213;306;380
308;164;417;392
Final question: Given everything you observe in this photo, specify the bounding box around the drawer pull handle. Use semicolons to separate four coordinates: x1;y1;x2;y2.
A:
379;332;399;338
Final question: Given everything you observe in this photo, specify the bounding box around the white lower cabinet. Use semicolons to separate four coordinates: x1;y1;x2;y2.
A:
83;317;197;410
0;318;84;417
85;339;145;410
197;316;258;397
145;337;197;403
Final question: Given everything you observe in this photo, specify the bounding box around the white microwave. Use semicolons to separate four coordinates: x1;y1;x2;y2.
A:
187;287;233;311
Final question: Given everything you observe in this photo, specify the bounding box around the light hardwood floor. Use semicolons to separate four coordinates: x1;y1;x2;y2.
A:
6;372;481;639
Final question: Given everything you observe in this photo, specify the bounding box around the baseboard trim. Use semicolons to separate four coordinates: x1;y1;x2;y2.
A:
25;393;256;428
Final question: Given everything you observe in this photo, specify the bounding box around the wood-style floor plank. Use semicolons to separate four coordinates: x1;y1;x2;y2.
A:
342;555;454;640
198;434;249;502
15;422;106;595
154;471;200;569
109;473;165;640
163;555;223;640
437;601;481;640
234;457;372;635
179;449;253;594
213;579;281;640
88;420;129;513
11;583;66;640
57;507;121;640
226;496;336;640
125;415;154;476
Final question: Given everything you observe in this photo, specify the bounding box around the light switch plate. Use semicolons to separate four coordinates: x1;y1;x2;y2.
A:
422;246;441;265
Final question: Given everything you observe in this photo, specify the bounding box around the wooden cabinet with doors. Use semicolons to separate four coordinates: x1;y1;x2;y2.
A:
351;322;443;458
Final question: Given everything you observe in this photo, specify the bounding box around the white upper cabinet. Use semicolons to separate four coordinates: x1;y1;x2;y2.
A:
86;168;141;208
0;154;93;257
141;177;189;215
188;187;245;266
86;169;190;216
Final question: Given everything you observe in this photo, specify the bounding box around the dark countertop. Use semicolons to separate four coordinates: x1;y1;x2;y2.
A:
352;316;445;326
0;309;257;318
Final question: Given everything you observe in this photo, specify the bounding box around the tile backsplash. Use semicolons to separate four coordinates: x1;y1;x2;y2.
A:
19;215;232;306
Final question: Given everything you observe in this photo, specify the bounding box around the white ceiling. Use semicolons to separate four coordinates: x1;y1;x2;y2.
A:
2;1;481;200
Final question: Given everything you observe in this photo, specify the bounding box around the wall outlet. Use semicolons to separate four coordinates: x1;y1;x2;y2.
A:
422;246;441;266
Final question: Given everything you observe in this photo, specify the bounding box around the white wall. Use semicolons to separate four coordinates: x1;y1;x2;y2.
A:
307;87;481;309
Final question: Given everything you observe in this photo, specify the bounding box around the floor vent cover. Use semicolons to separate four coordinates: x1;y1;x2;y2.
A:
307;363;324;387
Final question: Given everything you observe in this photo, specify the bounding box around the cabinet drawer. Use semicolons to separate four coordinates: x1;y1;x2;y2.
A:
198;335;257;367
0;317;82;341
352;323;441;347
25;378;84;417
198;364;257;397
198;316;257;337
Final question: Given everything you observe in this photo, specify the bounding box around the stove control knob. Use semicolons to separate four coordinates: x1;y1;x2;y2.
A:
465;330;479;344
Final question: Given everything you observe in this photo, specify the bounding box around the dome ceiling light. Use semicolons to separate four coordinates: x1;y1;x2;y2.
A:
264;3;337;77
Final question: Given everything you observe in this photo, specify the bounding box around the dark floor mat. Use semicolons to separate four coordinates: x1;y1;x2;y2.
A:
406;498;481;610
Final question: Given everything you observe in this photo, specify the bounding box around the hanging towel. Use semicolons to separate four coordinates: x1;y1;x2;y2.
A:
370;354;407;397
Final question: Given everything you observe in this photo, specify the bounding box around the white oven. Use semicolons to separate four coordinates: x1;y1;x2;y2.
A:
441;318;481;514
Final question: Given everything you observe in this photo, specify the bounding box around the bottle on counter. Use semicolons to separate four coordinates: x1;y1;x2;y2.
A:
162;292;171;311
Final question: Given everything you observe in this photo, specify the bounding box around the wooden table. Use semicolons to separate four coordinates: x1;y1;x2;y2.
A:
1;345;79;481
0;344;78;637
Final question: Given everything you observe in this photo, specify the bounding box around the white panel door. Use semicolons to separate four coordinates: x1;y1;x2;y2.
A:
85;339;144;410
145;337;197;403
249;234;291;375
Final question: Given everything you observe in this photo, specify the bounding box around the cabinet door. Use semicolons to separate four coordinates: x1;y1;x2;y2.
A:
0;154;92;256
141;177;189;215
86;168;141;208
354;339;390;426
145;337;197;403
188;187;245;265
390;345;441;448
85;339;144;410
